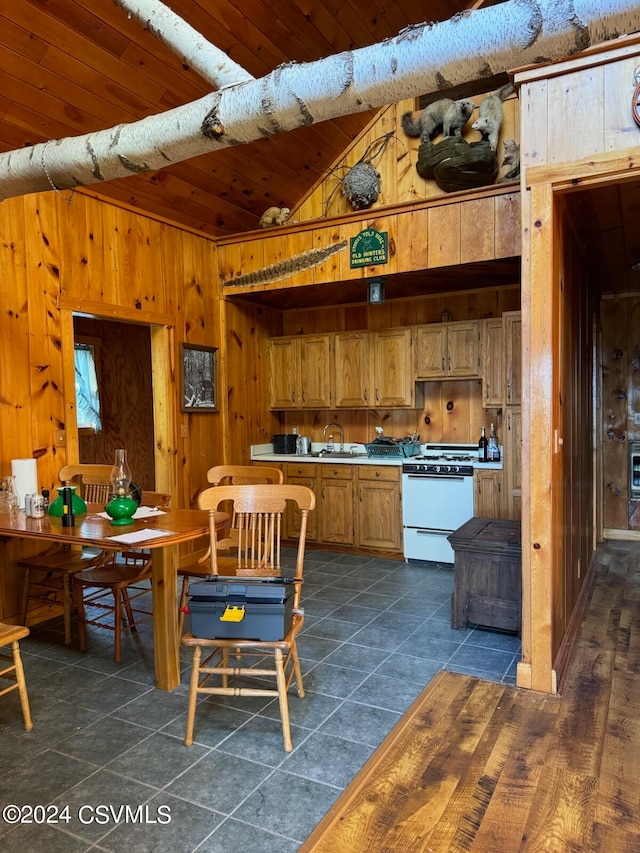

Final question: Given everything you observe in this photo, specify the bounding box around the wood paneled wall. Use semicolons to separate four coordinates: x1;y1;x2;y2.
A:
601;295;640;532
295;93;519;222
0;190;226;622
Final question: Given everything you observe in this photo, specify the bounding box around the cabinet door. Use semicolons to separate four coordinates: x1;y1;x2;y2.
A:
357;474;402;551
474;469;503;518
504;311;522;406
283;463;319;541
481;318;504;408
298;335;331;408
269;338;297;409
447;321;480;378
504;407;522;519
333;332;370;407
415;325;446;378
372;328;414;407
321;467;354;544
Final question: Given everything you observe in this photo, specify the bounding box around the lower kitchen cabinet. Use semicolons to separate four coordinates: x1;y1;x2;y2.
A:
320;464;354;545
283;462;320;542
504;407;522;519
474;468;503;518
264;460;402;554
357;465;402;551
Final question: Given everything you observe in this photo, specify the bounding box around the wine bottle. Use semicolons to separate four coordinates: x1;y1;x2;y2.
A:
478;426;488;462
487;423;500;462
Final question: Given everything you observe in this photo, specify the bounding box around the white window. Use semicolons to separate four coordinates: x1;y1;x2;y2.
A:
74;338;102;433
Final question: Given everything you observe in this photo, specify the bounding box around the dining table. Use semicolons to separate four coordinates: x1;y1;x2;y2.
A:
0;506;229;690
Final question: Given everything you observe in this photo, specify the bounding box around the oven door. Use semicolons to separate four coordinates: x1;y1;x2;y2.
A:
402;472;474;530
402;472;474;562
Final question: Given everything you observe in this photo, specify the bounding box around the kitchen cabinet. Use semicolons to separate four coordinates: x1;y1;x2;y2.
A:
415;321;480;379
268;335;331;409
481;318;504;408
504;311;522;406
474;468;503;518
372;327;414;407
504;407;522;519
320;464;354;545
283;462;320;542
357;465;402;551
333;331;370;408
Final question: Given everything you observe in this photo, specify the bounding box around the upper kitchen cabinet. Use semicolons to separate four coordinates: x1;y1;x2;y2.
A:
268;335;331;409
504;311;522;407
415;321;481;380
333;331;371;408
481;318;505;408
372;328;415;408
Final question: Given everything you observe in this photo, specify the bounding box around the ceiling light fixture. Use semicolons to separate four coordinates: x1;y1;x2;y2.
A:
367;278;386;305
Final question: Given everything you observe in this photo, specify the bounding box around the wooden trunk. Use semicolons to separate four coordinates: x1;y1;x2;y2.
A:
449;516;522;633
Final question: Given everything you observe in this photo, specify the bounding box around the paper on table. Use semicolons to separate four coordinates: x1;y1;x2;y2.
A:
97;505;166;520
107;529;177;545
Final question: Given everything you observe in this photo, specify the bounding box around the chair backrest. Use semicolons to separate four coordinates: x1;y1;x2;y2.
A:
58;463;113;504
140;490;171;509
207;465;284;486
197;484;315;607
205;465;284;552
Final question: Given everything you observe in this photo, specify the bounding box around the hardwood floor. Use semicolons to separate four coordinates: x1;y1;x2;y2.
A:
299;540;640;852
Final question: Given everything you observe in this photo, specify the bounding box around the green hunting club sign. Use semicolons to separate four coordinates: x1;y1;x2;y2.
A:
350;228;388;268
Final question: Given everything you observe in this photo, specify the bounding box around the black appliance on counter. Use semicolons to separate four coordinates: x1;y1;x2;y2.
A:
271;434;298;454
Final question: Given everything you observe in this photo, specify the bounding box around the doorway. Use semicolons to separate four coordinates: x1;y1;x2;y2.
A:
73;316;155;489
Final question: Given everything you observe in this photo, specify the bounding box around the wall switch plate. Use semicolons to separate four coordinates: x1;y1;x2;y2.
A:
55;429;66;446
634;413;640;425
180;424;189;437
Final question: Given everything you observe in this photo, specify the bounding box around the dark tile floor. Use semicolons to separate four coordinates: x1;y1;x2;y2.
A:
0;549;520;852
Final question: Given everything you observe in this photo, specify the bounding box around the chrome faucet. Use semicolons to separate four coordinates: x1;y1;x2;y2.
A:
323;422;344;452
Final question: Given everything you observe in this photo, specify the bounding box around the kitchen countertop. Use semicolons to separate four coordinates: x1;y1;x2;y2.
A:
251;444;503;469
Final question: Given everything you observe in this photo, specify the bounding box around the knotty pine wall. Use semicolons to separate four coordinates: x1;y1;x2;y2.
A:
294;92;519;222
277;286;520;448
0;190;279;622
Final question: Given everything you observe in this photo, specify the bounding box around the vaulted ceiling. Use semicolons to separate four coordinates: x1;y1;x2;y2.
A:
0;1;504;238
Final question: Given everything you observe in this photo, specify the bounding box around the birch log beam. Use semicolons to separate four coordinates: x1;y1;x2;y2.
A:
0;0;638;201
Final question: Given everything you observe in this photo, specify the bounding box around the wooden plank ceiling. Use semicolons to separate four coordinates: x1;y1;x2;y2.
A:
0;0;498;238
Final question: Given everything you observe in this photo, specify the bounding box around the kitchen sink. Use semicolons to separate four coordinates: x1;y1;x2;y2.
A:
308;451;362;458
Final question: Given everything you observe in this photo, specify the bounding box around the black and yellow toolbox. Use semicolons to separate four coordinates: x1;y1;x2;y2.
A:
185;577;296;641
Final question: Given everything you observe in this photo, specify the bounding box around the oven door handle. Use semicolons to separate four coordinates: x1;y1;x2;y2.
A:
404;474;468;481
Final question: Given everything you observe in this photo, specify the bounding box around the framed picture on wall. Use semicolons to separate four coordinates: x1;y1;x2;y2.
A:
180;343;219;413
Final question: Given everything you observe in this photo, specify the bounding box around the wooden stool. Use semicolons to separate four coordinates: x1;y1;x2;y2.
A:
0;623;33;731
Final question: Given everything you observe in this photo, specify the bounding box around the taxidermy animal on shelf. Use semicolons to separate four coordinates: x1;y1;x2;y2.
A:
259;206;290;228
401;97;475;143
499;139;520;181
471;83;514;152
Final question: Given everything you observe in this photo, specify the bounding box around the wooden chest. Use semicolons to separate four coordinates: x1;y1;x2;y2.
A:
448;517;522;633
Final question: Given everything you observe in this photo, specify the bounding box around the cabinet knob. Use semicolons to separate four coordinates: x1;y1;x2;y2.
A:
375;471;380;477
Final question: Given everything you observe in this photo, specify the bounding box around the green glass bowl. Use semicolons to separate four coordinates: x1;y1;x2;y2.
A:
48;486;88;517
105;495;138;526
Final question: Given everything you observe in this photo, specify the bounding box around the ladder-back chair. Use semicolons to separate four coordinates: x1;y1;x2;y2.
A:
18;463;114;645
177;465;284;633
0;623;33;731
182;482;315;752
73;490;171;662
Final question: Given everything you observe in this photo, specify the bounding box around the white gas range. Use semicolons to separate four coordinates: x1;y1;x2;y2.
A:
402;443;477;564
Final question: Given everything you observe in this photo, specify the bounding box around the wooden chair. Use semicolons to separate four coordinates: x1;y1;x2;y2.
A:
177;465;284;634
18;463;114;644
0;623;33;731
73;490;172;662
182;482;315;752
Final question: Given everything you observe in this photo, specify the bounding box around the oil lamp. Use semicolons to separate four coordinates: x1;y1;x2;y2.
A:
105;448;137;525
